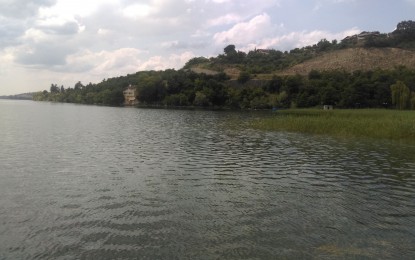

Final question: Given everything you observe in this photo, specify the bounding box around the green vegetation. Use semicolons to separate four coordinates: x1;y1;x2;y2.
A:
33;66;415;110
33;70;231;107
251;109;415;141
34;20;415;111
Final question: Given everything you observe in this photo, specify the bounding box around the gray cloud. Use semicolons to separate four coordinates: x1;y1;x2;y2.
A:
14;42;76;67
0;18;25;47
0;0;56;18
161;40;208;50
36;21;81;35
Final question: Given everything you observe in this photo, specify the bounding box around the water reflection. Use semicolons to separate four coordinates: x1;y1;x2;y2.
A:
0;100;414;259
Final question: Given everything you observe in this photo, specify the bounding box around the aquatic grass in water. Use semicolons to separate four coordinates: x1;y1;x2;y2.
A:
251;109;415;141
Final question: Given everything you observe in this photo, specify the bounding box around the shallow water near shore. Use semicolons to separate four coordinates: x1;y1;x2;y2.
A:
1;100;415;259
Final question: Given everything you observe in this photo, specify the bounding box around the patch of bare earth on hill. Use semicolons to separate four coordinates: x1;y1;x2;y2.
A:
190;67;219;75
279;47;415;75
223;67;241;79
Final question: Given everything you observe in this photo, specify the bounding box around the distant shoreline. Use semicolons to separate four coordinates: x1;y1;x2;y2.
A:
0;93;34;100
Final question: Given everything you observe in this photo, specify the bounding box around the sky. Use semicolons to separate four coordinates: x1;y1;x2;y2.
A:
0;0;414;95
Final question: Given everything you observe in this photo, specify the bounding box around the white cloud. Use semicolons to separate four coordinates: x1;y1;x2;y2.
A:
191;29;211;38
63;48;143;75
39;0;119;19
21;28;49;43
63;48;194;81
213;13;274;46
211;0;232;4
122;3;152;19
161;40;180;48
207;14;242;27
138;51;195;71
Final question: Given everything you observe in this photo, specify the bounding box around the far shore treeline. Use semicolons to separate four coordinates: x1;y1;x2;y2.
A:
34;20;415;110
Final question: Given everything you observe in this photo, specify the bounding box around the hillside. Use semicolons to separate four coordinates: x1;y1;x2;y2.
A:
189;47;415;80
185;20;415;78
279;47;415;76
35;20;415;110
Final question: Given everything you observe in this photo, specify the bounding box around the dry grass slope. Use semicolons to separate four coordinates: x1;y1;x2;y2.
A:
279;47;415;75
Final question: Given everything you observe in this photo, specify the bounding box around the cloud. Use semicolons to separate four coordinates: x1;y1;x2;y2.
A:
213;13;275;46
207;14;242;27
137;51;195;71
66;48;193;75
36;20;82;35
0;18;25;47
13;41;76;66
38;0;118;18
191;29;211;38
67;48;143;74
122;3;152;19
0;0;56;18
313;0;356;11
211;0;232;3
161;40;207;50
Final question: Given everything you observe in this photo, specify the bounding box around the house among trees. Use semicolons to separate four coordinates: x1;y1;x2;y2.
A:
357;31;380;41
342;31;381;45
123;84;138;105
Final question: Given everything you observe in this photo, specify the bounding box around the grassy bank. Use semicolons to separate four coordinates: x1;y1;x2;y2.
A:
251;109;415;142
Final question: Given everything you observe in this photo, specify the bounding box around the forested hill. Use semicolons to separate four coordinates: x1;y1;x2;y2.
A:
34;20;415;110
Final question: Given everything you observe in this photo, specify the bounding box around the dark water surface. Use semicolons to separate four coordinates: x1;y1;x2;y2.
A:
1;100;415;259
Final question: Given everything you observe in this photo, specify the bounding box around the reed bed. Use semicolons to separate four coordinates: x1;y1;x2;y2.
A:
251;109;415;142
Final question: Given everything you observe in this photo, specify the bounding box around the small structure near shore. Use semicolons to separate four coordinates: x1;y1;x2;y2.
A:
123;84;138;105
323;105;334;110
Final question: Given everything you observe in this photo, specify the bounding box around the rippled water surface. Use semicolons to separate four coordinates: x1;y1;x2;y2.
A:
1;100;415;259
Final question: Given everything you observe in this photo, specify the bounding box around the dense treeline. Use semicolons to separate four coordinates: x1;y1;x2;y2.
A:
34;66;415;110
33;70;231;107
33;80;125;106
227;67;415;109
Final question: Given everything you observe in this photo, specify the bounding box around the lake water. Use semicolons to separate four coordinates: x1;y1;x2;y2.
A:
1;100;415;259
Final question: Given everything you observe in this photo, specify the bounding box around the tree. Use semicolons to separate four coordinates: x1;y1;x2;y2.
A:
393;20;415;42
224;44;237;56
277;91;289;108
237;71;251;84
194;91;209;106
396;20;415;33
390;81;411;109
50;84;59;93
411;92;415;110
308;70;322;80
74;81;84;90
316;39;331;52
